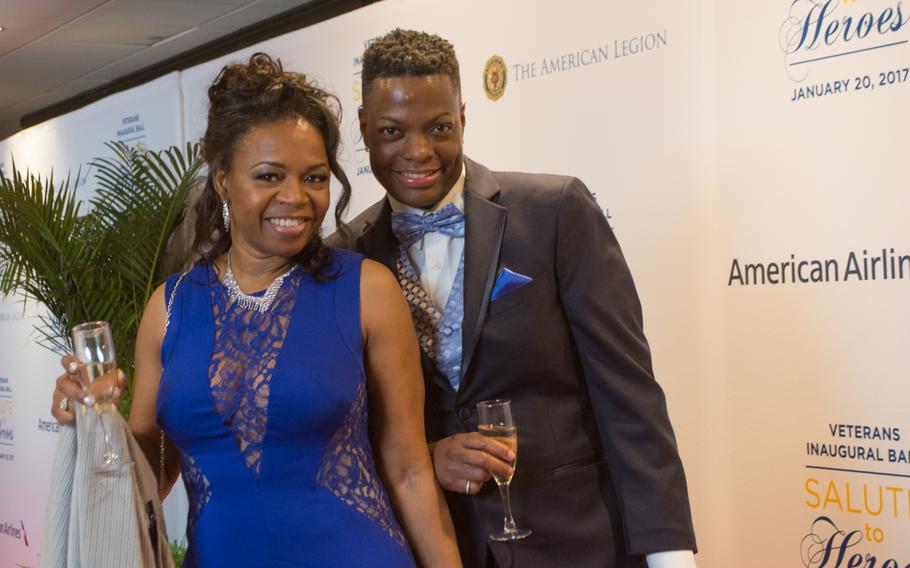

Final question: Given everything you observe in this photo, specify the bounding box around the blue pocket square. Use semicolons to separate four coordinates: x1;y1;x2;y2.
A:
490;267;533;301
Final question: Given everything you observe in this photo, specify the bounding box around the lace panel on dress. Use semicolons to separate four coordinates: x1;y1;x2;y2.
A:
208;271;300;476
180;450;211;535
317;381;409;551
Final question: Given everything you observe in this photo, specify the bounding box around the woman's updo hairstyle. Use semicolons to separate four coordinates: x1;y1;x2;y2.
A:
193;52;351;279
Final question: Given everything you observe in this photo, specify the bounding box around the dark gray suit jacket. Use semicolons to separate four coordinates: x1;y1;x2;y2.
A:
338;158;696;568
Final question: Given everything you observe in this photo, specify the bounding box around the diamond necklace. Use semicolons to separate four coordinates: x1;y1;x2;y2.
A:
221;250;297;313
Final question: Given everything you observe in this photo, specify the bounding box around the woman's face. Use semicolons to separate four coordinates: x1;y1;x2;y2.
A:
214;117;331;262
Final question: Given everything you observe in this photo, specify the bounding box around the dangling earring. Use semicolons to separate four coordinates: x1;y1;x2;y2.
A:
222;201;230;233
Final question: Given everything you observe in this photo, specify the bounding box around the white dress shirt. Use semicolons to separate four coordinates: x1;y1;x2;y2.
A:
389;166;696;568
388;166;466;310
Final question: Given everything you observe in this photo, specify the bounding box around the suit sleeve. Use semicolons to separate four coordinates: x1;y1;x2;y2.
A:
555;177;697;554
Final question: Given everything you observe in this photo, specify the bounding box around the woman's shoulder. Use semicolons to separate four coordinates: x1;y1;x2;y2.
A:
323;247;366;277
327;246;365;265
148;263;206;313
162;261;208;280
153;262;214;314
359;258;400;300
321;248;397;295
165;261;212;289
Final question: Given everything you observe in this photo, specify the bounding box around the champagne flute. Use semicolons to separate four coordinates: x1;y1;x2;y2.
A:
476;399;531;541
72;320;119;466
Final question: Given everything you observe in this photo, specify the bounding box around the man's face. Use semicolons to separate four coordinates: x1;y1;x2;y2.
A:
359;74;465;210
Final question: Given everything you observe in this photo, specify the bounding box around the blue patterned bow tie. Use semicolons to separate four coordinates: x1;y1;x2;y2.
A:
390;203;465;248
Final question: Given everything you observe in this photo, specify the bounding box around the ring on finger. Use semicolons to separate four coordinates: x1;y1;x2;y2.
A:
465;479;472;495
59;397;69;411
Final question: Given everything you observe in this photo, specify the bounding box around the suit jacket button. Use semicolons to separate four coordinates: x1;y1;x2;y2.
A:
458;407;472;420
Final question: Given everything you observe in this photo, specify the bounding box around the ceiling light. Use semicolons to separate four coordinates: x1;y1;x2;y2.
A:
0;27;5;32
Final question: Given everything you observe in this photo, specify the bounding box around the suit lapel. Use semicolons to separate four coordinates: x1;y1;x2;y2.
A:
356;199;451;392
357;163;507;395
460;159;506;392
355;200;397;275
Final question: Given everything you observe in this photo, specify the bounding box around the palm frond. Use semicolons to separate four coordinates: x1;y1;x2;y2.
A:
0;161;92;323
0;142;202;416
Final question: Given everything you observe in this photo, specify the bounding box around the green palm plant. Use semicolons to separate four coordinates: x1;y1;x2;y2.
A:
0;141;203;415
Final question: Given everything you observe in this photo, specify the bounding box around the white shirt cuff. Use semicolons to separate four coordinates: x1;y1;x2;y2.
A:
646;550;696;568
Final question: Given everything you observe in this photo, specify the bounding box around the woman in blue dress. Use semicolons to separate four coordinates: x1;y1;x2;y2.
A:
52;53;462;567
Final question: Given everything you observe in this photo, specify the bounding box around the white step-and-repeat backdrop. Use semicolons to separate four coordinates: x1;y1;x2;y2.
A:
710;1;910;565
0;73;186;568
1;1;907;566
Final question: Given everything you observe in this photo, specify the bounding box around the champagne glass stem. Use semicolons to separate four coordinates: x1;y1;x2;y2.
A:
498;483;519;534
98;411;119;465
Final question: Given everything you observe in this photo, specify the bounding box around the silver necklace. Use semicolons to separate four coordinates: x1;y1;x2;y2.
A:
222;250;297;313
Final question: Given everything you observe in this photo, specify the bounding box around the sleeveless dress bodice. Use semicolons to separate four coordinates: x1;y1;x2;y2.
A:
156;250;415;567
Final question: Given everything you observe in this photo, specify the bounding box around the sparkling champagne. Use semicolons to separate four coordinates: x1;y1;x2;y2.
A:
476;399;531;541
72;320;120;465
79;361;116;413
479;424;517;484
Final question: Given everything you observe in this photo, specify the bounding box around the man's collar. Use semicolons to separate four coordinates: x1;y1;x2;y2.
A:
387;162;466;215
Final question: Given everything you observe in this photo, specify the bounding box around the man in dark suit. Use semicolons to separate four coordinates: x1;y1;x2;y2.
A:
342;29;697;567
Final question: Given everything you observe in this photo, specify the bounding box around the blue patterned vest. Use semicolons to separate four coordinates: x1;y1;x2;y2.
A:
395;247;465;391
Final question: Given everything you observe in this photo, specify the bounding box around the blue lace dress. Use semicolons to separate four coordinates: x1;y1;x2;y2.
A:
156;250;415;567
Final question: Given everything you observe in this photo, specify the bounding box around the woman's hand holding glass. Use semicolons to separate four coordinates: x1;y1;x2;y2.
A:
50;356;126;427
49;321;129;466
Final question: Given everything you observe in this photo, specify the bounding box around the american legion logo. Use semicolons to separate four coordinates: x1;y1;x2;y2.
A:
483;55;508;101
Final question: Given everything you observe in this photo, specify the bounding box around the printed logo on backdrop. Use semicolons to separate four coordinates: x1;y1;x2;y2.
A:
728;247;910;286
350;119;369;173
38;416;59;434
489;30;668;93
117;113;148;153
0;310;24;323
482;55;508;101
0;376;13;462
800;422;910;567
780;0;909;103
351;38;372;177
0;520;28;547
586;192;614;230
